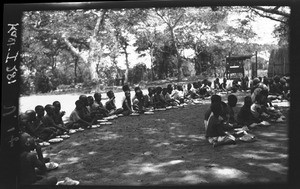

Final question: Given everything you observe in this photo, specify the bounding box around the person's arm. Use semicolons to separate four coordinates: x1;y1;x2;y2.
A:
47;116;67;132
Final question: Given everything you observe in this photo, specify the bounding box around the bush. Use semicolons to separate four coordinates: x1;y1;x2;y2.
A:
34;73;52;93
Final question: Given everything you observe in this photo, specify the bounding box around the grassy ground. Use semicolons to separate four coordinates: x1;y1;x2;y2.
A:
36;91;289;186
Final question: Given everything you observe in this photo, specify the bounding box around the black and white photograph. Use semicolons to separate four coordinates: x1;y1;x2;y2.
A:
2;0;297;187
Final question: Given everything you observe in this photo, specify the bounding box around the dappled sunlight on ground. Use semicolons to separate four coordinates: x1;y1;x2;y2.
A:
41;94;288;185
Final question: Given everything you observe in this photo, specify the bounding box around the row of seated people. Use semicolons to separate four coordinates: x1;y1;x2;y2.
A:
212;75;290;98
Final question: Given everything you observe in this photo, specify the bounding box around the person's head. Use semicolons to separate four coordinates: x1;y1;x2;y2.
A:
106;91;115;99
273;75;280;83
211;101;222;117
79;95;88;106
19;113;29;124
148;87;154;96
87;96;94;106
35;105;45;117
134;86;141;93
207;81;212;87
211;95;222;104
52;101;61;112
177;85;183;91
122;85;130;92
223;78;227;83
193;82;199;89
263;77;269;86
280;78;286;85
25;110;36;122
167;84;173;94
44;104;55;115
228;94;238;107
156;87;163;94
20;132;35;152
215;78;219;82
94;92;102;102
252;77;260;86
202;79;208;86
75;100;84;110
162;88;168;96
244;96;252;107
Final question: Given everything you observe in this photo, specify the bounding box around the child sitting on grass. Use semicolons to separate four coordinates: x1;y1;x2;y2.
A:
121;85;133;116
43;105;68;134
205;102;236;147
153;87;167;109
69;100;95;129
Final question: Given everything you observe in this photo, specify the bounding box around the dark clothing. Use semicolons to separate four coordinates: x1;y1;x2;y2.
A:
205;115;226;138
237;105;256;125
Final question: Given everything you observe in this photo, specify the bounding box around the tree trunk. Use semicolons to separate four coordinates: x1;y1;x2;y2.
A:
124;48;129;84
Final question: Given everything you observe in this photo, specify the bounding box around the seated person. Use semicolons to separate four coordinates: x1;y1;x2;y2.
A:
204;95;223;130
79;95;91;116
143;87;154;109
199;79;212;98
220;78;227;91
214;78;221;91
52;101;66;128
132;88;147;113
185;83;199;99
121;85;133;115
227;94;238;124
171;85;185;104
162;88;178;106
20;132;57;185
21;110;37;137
69;100;95;129
42;105;68;134
251;93;281;122
105;90;124;115
33;105;57;141
237;96;256;126
205;102;236;147
90;93;109;118
153;87;167;109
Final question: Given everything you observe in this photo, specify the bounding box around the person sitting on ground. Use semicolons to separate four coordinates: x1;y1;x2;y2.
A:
250;92;280;123
20;132;57;185
230;79;240;93
133;87;147;113
199;79;210;99
163;87;178;106
153;87;167;109
175;85;185;104
214;78;221;91
240;77;248;92
220;78;227;92
79;95;91;116
186;83;200;100
105;90;124;116
144;87;154;109
33;105;57;141
91;93;109;118
121;85;133;115
204;94;222;130
223;94;239;130
42;105;68;135
205;102;236;147
22;110;38;138
52;101;66;129
237;96;256;126
69;100;95;129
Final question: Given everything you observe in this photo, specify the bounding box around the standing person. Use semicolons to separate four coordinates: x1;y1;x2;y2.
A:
19;132;57;185
121;85;133;116
205;102;236;147
105;90;124;116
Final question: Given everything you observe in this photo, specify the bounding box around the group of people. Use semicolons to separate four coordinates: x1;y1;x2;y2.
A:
18;75;289;185
204;75;288;147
